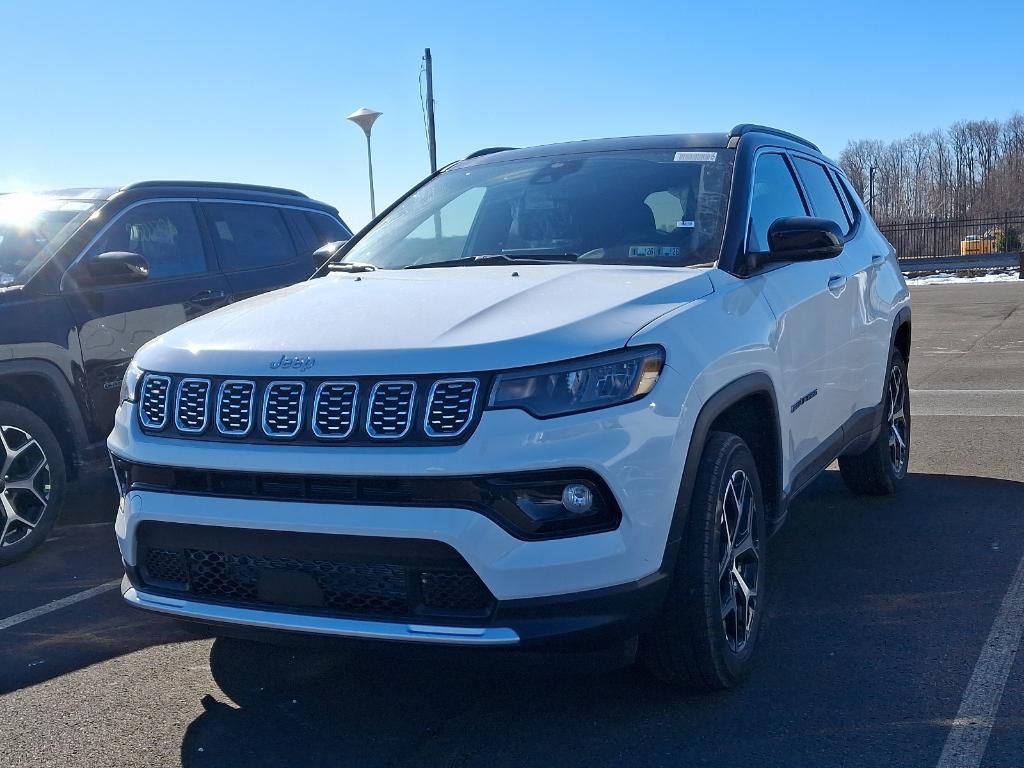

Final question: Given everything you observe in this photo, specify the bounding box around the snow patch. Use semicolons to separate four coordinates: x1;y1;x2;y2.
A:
906;270;1020;285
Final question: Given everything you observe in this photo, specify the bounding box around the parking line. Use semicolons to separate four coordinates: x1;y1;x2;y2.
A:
0;579;121;631
936;549;1024;768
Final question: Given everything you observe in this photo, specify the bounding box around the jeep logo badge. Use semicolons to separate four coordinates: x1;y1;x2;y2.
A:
270;354;315;371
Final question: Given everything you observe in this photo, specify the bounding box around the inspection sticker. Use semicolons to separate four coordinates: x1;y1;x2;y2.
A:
628;246;681;259
673;151;717;162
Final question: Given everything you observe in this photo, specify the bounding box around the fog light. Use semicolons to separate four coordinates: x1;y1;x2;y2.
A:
561;483;593;514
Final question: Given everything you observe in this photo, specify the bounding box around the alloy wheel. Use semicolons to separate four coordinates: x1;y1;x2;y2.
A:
718;469;760;653
887;365;909;474
0;425;51;547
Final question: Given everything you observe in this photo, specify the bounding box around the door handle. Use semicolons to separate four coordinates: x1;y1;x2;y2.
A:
827;274;847;294
871;253;886;266
189;289;227;305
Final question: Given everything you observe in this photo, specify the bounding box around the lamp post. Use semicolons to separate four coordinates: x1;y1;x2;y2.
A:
347;107;382;219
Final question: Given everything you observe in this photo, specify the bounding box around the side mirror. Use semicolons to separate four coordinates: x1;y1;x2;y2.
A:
83;251;150;284
748;217;844;271
312;240;349;269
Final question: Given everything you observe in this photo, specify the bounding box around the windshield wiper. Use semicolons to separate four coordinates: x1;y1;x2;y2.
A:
327;261;378;273
404;253;578;270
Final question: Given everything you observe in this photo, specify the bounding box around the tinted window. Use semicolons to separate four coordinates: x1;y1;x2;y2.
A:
794;158;851;235
305;211;351;245
832;170;864;223
88;201;206;279
205;203;296;270
284;209;318;251
748;153;808;252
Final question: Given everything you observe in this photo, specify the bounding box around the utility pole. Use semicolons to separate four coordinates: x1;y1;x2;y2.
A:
424;48;437;173
869;166;877;219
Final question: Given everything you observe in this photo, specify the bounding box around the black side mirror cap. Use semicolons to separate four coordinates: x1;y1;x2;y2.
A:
747;217;844;272
312;240;349;269
83;251;150;284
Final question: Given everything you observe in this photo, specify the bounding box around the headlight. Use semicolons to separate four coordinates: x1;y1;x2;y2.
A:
119;361;144;403
487;346;664;418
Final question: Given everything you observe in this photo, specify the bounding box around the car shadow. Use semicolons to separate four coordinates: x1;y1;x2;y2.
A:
178;471;1024;768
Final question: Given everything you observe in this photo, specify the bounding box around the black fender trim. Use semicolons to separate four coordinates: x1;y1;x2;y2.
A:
891;305;912;360
660;372;782;573
0;359;93;465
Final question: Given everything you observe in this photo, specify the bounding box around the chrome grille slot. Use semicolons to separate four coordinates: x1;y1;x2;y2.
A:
175;379;211;433
139;374;171;429
313;382;359;439
366;381;416;439
425;379;480;437
216;380;255;435
262;381;305;437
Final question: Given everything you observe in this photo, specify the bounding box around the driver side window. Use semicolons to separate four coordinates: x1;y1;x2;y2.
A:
747;153;808;252
87;202;207;280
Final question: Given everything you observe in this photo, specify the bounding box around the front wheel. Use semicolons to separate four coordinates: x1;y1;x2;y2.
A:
838;350;910;495
0;402;66;565
641;432;767;689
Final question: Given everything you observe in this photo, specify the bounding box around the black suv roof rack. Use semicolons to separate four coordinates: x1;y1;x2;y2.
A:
463;147;518;160
728;124;820;152
121;180;309;198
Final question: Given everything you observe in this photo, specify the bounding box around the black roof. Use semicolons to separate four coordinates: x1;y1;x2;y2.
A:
459;125;823;166
121;180;308;198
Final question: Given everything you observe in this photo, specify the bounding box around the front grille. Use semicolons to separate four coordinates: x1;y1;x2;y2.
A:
313;382;358;438
140;374;171;429
263;382;305;437
137;373;487;445
217;381;255;435
175;379;211;433
425;379;480;437
134;523;496;621
366;381;416;439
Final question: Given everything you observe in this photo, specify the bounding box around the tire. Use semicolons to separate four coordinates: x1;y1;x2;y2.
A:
838;350;910;496
641;432;767;689
0;402;67;565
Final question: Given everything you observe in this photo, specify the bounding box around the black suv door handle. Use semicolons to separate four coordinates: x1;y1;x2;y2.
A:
189;289;227;305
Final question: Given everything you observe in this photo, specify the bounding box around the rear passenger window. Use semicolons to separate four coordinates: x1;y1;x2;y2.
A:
205;204;296;270
748;153;808;252
794;158;851;235
305;212;351;246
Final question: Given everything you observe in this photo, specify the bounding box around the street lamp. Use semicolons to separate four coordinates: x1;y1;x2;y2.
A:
347;107;382;218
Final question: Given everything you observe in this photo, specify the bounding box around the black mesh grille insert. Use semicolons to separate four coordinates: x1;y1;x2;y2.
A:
217;381;254;435
425;379;479;437
134;523;496;621
140;375;171;429
175;379;211;433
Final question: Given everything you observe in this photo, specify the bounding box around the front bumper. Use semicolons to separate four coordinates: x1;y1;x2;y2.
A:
110;364;692;644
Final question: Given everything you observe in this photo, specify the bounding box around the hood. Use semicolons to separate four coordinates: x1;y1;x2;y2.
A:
136;264;714;376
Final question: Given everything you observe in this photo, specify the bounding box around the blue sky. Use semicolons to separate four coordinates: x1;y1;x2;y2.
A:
1;0;1020;228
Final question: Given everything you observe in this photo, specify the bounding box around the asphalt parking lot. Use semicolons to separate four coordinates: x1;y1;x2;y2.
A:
1;282;1022;768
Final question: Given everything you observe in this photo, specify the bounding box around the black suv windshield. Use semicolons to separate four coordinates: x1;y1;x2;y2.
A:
0;194;100;287
344;148;735;269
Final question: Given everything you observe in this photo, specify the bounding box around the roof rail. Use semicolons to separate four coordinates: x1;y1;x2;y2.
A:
121;180;309;198
463;147;518;161
728;124;820;152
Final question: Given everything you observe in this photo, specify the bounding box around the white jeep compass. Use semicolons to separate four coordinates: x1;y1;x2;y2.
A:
109;125;911;689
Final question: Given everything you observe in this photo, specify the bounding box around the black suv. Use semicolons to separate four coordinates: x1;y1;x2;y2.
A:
0;181;351;562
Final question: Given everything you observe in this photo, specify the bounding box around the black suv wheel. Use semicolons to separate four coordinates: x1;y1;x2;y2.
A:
838;349;910;495
0;402;66;565
642;432;767;689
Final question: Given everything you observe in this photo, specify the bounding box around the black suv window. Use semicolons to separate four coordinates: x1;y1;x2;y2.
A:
794;157;851;235
87;201;207;279
306;211;350;245
205;203;296;270
748;153;808;252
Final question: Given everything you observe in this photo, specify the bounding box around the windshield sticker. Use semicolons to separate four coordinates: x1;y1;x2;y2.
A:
628;246;682;259
677;220;696;228
673;151;717;162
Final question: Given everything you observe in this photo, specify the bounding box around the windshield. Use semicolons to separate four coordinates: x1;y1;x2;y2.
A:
344;148;735;269
0;194;100;287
